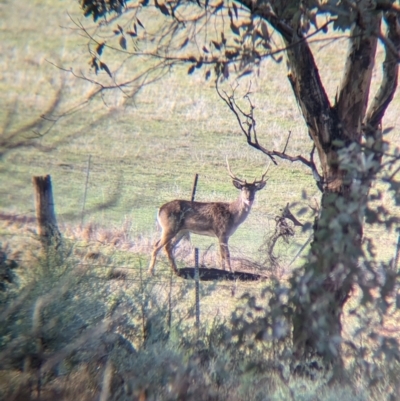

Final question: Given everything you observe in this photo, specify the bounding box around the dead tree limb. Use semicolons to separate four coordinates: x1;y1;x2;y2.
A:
215;80;324;190
262;204;302;270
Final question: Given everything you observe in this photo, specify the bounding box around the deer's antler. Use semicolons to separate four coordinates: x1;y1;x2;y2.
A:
226;157;247;185
226;157;270;185
254;161;270;184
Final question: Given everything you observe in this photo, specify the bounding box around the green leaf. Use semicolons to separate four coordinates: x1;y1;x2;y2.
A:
221;32;226;45
225;50;238;60
223;63;229;79
136;17;145;29
232;2;238;19
230;22;240;36
155;0;170;16
96;42;105;56
298;207;308;216
160;3;170;16
180;37;189;48
383;127;394;135
119;36;127;50
211;40;221;50
91;57;99;74
333;14;353;31
261;21;269;39
237;69;252;78
214;0;223;13
99;62;112;78
261;41;271;50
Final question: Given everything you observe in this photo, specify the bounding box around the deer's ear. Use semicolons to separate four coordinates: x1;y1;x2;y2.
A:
232;180;243;190
256;181;266;190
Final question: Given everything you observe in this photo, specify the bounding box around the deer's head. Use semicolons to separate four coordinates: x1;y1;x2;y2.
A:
226;158;269;206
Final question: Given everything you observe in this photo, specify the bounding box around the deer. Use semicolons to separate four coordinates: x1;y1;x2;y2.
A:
148;159;269;275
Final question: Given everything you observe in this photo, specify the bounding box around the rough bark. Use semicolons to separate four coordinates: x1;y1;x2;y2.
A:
276;9;380;364
365;12;400;158
336;4;381;141
236;0;399;365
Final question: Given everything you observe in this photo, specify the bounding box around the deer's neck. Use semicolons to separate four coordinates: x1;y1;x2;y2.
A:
229;196;253;225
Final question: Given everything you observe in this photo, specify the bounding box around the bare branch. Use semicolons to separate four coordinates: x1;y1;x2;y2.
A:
282;203;303;227
41;58;172;137
282;131;291;154
216;79;316;171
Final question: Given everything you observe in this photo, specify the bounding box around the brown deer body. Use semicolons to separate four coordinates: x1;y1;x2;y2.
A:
148;161;269;275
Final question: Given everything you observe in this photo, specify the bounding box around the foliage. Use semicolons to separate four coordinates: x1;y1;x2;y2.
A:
80;0;128;21
1;238;400;400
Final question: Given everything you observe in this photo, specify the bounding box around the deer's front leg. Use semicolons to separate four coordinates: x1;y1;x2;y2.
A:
218;238;232;272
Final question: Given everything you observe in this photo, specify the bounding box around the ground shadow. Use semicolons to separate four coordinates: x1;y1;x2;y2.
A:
177;267;266;281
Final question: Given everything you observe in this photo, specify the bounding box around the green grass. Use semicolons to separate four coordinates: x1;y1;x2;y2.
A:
1;1;399;270
1;0;399;269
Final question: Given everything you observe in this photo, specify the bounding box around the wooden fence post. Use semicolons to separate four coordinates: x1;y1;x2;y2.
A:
81;155;92;227
191;173;200;332
32;175;61;250
195;248;200;333
191;173;199;202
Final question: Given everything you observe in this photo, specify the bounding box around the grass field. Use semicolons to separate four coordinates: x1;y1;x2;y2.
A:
1;0;399;268
1;1;400;399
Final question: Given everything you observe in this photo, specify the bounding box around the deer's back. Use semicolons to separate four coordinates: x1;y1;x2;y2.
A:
158;199;234;237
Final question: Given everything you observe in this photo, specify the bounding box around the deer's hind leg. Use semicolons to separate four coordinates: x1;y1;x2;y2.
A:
148;230;176;275
164;230;187;275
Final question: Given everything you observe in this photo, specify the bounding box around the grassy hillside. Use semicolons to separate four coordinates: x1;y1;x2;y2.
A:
1;1;399;269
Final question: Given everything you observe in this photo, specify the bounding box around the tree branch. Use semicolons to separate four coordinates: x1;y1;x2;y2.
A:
215;78;323;181
365;12;400;129
336;4;381;141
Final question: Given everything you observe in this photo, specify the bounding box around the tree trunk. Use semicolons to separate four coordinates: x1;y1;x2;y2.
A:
262;3;382;365
291;186;362;364
228;0;399;367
